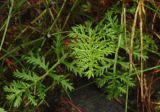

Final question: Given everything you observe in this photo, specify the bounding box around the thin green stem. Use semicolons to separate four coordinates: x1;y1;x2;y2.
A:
48;0;67;33
122;5;129;112
39;0;67;48
40;60;60;80
131;65;160;76
62;0;79;29
113;36;121;75
0;37;43;60
0;0;14;51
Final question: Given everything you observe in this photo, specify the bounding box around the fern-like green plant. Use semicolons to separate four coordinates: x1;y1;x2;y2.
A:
69;21;117;79
4;53;73;108
68;10;158;99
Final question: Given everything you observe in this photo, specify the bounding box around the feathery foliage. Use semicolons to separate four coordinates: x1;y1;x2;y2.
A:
69;22;117;78
4;54;73;108
69;10;158;99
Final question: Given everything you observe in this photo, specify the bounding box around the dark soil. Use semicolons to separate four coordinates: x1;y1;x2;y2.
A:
70;79;124;112
47;79;124;112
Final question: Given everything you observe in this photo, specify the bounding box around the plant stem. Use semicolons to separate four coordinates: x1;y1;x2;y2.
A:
40;60;60;80
131;65;160;76
48;0;67;32
139;0;145;105
62;0;79;29
0;37;43;60
121;4;129;112
0;0;14;51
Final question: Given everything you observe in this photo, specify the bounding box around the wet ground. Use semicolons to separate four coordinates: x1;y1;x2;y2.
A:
71;79;124;112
